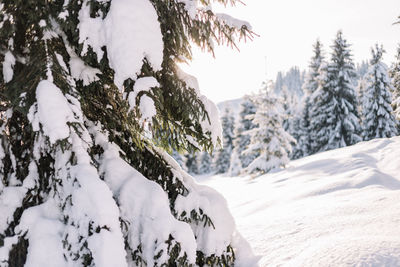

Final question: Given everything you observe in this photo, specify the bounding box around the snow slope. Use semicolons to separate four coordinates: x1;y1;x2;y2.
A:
199;137;400;266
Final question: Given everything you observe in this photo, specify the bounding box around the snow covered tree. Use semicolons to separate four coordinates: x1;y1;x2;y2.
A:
274;72;284;95
274;67;304;99
281;85;300;133
356;78;367;115
284;66;304;98
304;40;325;96
185;153;199;175
294;40;324;158
0;1;254;266
171;149;186;170
390;44;400;122
356;60;369;80
289;114;304;159
199;152;213;174
273;67;305;150
229;95;257;175
309;31;361;153
244;83;295;175
361;45;398;140
214;108;235;174
309;62;333;153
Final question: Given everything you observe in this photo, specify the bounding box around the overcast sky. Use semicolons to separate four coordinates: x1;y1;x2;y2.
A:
181;0;400;103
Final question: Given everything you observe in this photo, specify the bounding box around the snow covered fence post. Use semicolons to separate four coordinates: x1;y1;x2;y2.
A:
0;0;255;266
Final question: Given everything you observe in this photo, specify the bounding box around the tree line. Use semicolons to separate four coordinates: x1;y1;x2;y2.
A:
182;30;400;176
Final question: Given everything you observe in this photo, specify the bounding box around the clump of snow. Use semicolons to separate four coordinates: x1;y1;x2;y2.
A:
67;131;127;267
58;0;70;20
16;199;66;267
28;80;75;144
104;0;163;88
2;51;16;83
216;13;252;30
0;162;38;234
159;150;257;261
38;19;47;27
128;76;159;108
176;67;222;148
54;53;68;73
78;0;106;61
139;95;156;121
78;0;163;89
69;56;100;86
0;236;19;264
201;137;400;266
0;187;26;233
174;185;235;256
178;0;198;19
90;124;197;265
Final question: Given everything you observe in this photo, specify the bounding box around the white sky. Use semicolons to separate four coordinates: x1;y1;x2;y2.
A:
181;0;400;103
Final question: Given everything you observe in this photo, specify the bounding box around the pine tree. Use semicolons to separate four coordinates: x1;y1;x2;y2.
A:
296;96;312;156
185;153;199;175
309;62;334;153
356;60;369;80
229;95;257;175
295;40;324;158
356;78;367;116
310;31;361;152
199;152;213;174
281;85;298;132
361;45;398;140
274;72;284;95
274;67;304;99
171;149;186;170
244;83;295;175
215;108;235;174
390;44;400;122
289;114;303;159
0;1;254;265
284;66;304;98
304;40;324;95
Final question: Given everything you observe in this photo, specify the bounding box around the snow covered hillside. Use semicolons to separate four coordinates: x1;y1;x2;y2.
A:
199;137;400;266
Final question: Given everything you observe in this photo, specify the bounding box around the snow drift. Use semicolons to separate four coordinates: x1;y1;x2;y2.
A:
201;136;400;266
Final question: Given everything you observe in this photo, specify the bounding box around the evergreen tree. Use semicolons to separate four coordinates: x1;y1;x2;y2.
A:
310;31;361;152
309;62;333;153
185;153;199;175
304;40;324;95
295;40;324;158
390;44;400;122
0;1;253;265
215;108;235;174
274;67;304;98
281;85;298;132
361;45;398;140
295;96;312;157
290;113;304;159
356;78;367;116
229;95;257;175
356;60;369;80
274;72;284;95
284;66;304;98
244;83;295;175
199;152;213;174
171;149;186;170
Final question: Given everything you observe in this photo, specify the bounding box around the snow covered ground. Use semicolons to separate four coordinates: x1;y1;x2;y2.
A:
198;137;400;266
